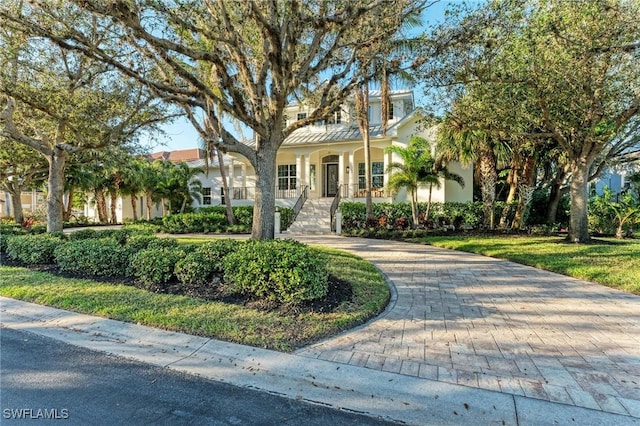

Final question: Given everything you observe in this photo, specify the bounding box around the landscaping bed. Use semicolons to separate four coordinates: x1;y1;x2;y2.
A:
0;229;389;351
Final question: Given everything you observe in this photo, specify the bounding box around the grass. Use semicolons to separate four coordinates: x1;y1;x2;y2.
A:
407;235;640;294
0;243;389;352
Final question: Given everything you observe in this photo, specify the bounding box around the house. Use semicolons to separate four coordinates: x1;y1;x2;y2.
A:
84;90;473;229
191;90;472;208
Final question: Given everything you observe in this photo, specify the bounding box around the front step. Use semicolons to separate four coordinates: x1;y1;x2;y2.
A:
286;199;334;234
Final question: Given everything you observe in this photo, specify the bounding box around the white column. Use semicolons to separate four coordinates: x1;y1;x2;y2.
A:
241;163;247;188
348;151;356;197
295;154;302;195
338;153;345;186
304;154;311;189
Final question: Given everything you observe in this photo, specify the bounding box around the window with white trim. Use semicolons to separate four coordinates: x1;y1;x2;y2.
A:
358;162;384;189
277;164;297;190
202;187;212;205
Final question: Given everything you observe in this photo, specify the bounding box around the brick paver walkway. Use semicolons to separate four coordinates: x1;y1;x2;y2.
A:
292;236;640;418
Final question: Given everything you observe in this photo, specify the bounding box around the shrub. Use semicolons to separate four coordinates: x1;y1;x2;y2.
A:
6;234;64;265
175;239;242;287
125;234;157;251
223;240;328;304
130;248;185;289
54;238;132;277
68;228;98;240
147;237;179;250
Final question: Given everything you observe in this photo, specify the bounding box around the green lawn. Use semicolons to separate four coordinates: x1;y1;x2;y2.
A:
408;235;640;294
0;245;389;352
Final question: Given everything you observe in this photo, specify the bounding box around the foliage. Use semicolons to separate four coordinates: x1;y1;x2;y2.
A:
425;0;640;242
0;244;389;351
5;233;65;265
130;248;185;289
589;186;640;238
54;238;133;277
161;206;292;233
174;239;240;288
224;240;329;305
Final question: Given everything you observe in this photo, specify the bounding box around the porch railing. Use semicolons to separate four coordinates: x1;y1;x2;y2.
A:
292;185;309;221
330;184;342;232
221;186;300;203
340;184;387;199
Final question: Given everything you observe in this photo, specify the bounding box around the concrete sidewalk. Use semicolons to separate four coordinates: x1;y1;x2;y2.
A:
2;235;640;424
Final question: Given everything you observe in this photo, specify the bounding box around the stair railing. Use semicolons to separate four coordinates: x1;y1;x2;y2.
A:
292;185;309;221
330;184;342;232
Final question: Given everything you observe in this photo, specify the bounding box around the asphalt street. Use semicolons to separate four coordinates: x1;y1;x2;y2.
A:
0;328;397;425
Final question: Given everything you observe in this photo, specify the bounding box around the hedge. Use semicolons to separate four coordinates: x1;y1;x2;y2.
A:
6;233;65;265
223;239;328;304
54;238;133;277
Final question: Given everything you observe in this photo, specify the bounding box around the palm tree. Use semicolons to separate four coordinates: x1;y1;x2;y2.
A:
386;136;449;227
437;115;510;230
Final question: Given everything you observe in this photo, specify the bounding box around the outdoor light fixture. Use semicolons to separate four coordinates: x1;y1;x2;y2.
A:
346;166;350;173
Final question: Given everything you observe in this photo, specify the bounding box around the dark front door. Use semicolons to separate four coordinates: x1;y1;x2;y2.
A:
325;164;339;197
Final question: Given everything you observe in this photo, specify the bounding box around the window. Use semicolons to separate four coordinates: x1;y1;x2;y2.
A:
309;164;316;191
202;187;212;205
326;109;342;125
277;164;297;190
358;162;384;189
297;112;307;121
388;103;394;120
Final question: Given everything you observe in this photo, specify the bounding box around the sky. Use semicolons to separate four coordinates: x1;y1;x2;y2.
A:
151;1;464;153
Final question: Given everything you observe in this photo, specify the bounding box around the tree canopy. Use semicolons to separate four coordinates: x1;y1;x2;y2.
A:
0;0;427;239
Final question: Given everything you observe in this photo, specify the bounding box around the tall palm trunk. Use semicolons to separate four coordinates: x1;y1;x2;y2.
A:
355;85;373;219
109;190;118;224
130;194;138;221
499;164;519;228
478;145;497;230
512;155;536;229
145;193;153;220
95;189;108;223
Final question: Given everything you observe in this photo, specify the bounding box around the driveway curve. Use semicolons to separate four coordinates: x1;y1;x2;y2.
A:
291;235;640;418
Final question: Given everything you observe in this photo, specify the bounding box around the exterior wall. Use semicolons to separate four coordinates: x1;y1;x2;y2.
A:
1;190;46;218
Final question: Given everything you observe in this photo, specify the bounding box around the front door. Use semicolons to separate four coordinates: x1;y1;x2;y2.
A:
325;163;339;197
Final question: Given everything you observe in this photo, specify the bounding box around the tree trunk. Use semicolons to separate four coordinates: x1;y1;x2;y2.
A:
63;189;74;222
355;85;373;219
499;166;518;228
512;155;536;230
217;149;235;225
109;190;118;224
478;146;497;230
9;190;24;224
146;194;153;220
46;147;67;232
410;190;418;228
131;194;138;221
425;184;434;226
546;166;569;224
567;160;591;243
95;190;108;223
251;146;278;240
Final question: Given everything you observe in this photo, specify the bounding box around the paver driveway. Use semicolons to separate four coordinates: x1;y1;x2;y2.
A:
292;235;640;418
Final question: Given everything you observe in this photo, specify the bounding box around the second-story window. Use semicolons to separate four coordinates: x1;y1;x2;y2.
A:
297;112;307;121
326;109;342;124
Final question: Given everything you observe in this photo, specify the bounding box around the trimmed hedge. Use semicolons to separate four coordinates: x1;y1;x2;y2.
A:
54;238;133;277
175;239;243;287
223;239;328;304
6;234;65;265
131;247;185;289
161;206;295;234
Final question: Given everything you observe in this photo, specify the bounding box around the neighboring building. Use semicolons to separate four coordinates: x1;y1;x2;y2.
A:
84;90;473;227
1;190;46;220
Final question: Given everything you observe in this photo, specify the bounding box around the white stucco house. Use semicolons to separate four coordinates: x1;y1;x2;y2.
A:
84;89;473;228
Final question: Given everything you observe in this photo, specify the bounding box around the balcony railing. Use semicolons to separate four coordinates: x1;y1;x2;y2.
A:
340;184;387;199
